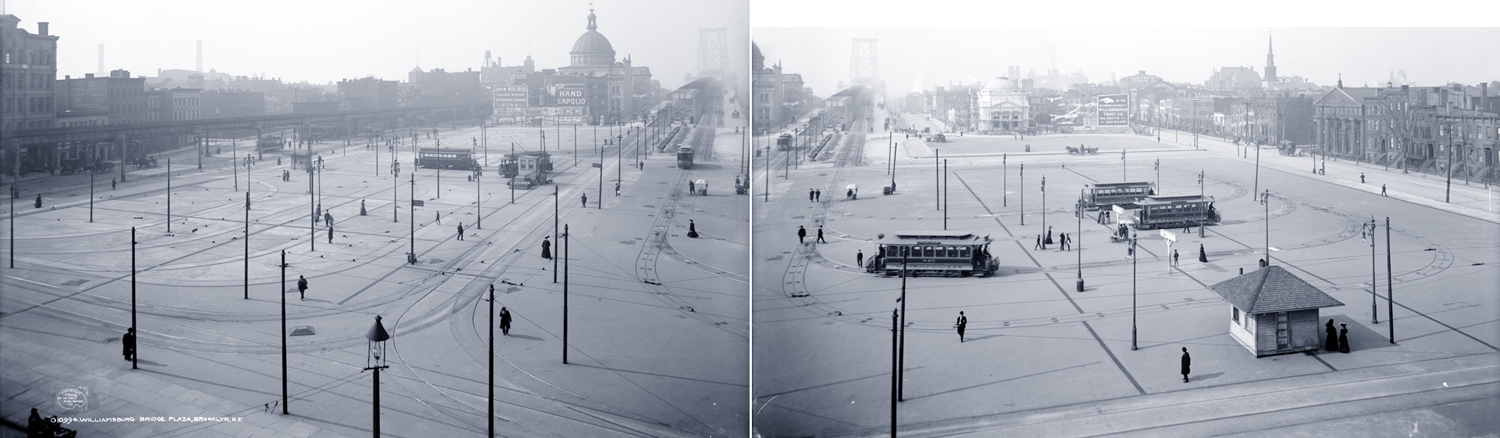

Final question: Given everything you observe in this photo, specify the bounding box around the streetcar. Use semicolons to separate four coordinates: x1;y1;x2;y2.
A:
677;146;695;169
506;151;553;189
867;231;998;277
497;153;520;178
257;135;285;154
1130;195;1219;230
1082;182;1156;210
415;147;479;170
776;133;794;150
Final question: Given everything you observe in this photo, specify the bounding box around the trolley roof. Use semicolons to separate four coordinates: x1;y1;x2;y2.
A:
1136;194;1214;205
418;147;475;153
877;231;991;244
1090;181;1155;189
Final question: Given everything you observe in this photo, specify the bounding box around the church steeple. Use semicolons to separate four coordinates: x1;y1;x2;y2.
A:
1263;31;1277;83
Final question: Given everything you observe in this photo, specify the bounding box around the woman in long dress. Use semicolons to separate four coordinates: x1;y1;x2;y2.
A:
541;236;552;259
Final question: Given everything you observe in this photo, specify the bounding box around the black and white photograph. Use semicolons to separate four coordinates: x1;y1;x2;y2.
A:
1;0;748;436
749;6;1500;438
4;0;1500;437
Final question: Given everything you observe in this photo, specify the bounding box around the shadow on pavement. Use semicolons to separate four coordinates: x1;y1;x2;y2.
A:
904;361;1097;401
504;334;545;342
570;363;746;388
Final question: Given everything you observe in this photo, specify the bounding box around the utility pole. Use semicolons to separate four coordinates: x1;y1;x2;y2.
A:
132;227;138;370
898;257;907;401
1021;163;1025;225
1003;154;1007;207
167;158;172;233
935;149;940;211
943;159;948;230
1446;122;1454;202
1386;217;1394;343
1131;229;1137;350
1077;187;1084;292
1041;176;1046;243
890;307;899;438
245;192;249;299
1365;218;1378;324
563;224;570;364
410;173;415;263
554;185;559;283
486;284;495;437
309;161;315;252
280;250;287;414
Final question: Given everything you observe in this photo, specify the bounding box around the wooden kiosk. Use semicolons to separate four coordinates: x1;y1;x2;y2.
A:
1208;266;1345;357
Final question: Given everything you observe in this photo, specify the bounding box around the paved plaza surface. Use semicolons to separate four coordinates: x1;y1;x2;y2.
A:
752;108;1500;437
2;94;749;437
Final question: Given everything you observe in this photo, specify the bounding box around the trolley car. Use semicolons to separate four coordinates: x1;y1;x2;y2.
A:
415;148;479;170
1130;195;1219;229
257;135;285;154
677;146;695;169
1082;182;1156;210
868;231;998;277
506;151;553;189
776;133;794;150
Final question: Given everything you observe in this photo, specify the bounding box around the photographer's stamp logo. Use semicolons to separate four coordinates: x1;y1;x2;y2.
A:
56;387;88;410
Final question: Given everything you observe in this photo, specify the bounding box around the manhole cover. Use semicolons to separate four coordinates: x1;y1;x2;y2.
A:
290;326;316;336
60;279;89;286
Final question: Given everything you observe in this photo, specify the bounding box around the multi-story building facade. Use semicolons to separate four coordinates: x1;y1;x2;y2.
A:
201;89;265;119
2;15;58;132
977;77;1029;132
750;42;806;134
147;88;202;122
337;77;398;110
56;69;148;125
408;67;485;107
1315;82;1498;181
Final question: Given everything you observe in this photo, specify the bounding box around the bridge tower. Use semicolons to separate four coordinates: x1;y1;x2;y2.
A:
849;38;879;87
697;27;729;78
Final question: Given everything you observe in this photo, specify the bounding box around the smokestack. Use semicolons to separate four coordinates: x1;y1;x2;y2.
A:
197;40;203;73
98;44;105;77
38;22;49;36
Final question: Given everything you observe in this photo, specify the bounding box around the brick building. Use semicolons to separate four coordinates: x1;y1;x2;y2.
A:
56;69;148;125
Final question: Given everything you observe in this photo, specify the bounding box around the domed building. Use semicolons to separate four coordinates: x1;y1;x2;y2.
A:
977;77;1030;132
527;7;653;125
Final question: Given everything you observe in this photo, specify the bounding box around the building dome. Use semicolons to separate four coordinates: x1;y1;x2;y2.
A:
570;9;616;67
982;77;1019;92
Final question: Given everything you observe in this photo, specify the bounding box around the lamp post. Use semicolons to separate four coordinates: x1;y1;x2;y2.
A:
410;173;415;263
935;149;940;211
890;307;899;438
1154;159;1160;191
1077;186;1084;292
563;224;570;364
1003;154;1007;207
1121;149;1126;181
89;160;95;222
245;192;250;300
1020;163;1025;225
897;256;907;401
364;315;392;437
943;159;948;230
1260;190;1270;266
391;162;400;222
1041;175;1046;243
484;285;495;437
1198;170;1205;238
167;158;172;233
1386;217;1394;343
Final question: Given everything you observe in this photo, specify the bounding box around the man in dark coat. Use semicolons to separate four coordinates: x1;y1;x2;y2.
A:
456;223;465;241
797;226;807;244
1325;319;1338;352
34;193;42;209
815;189;821;202
327;226;334;244
1339;323;1351;353
1034;235;1042;251
28;408;45;437
1181;347;1191;382
297;275;308;300
856;250;864;268
1172;250;1180;266
809;188;815;202
324;212;334;226
956;311;967;343
1198;243;1208;263
816;226;826;244
581;194;587;208
123;328;136;361
541;236;552;259
499;307;512;336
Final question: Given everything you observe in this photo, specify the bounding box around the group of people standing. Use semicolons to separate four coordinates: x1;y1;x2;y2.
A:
1326;319;1352;353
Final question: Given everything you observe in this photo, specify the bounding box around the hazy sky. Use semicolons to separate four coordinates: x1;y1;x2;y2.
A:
752;27;1500;98
8;0;748;89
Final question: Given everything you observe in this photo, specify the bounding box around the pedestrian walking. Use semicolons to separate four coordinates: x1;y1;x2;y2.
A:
1183;224;1191;234
809;188;815;202
856;250;864;268
1181;347;1191;382
615;182;621;196
1360;172;1365;184
1045;226;1054;246
815;189;822;202
816;226;827;244
324;212;334;227
956;311;967;343
1339;323;1351;353
122;328;136;361
541;236;552;259
436;212;441;225
34;193;42;208
1381;184;1387;196
1034;235;1042;250
499;307;512;336
112;178;117;190
297;275;308;300
581;194;588;208
327;226;334;244
1325;319;1338;352
688;220;698;238
1173;249;1180;266
797;225;807;244
1198;243;1208;263
456;223;465;241
689;180;696;194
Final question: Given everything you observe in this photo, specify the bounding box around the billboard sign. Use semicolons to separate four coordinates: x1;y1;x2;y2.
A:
492;85;528;109
553;84;587;106
1096;94;1129;126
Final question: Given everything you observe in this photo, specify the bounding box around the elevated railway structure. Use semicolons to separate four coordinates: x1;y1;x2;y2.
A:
1;103;488;182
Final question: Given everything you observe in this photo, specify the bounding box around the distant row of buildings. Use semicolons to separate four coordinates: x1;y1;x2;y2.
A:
750;42;815;134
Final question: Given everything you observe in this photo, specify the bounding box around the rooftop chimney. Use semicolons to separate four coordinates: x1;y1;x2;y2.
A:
196;40;203;73
38;22;49;36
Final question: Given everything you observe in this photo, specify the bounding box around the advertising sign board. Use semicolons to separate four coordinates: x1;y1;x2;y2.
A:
1096;94;1129;126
